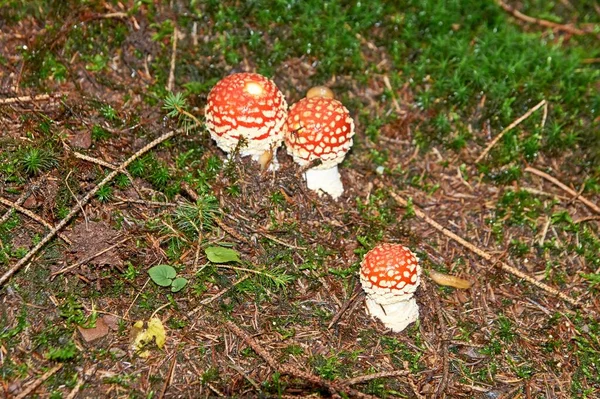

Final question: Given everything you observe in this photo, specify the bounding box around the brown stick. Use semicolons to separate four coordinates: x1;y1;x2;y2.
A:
0;93;64;105
167;28;179;92
0;178;43;224
430;284;449;399
0;197;72;244
225;321;377;399
388;191;580;307
343;370;409;386
73;151;144;199
525;166;600;214
157;353;177;399
476;100;546;163
14;364;63;399
496;0;589;36
0;125;190;287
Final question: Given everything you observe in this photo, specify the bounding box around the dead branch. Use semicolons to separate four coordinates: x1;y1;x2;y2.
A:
0;197;72;244
0;177;43;224
525;166;600;214
73;151;143;199
0;125;191;287
157;353;177;399
14;364;63;399
343;370;409;386
429;283;449;399
167;28;180;92
0;93;65;105
496;0;590;36
328;283;364;329
225;320;378;399
476;100;546;163
387;190;581;308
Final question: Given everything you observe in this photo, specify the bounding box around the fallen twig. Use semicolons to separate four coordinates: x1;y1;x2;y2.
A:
343;370;409;386
328;283;364;329
65;375;84;399
0;93;64;105
114;196;177;207
525;166;600;214
0;197;72;244
0;177;43;224
388;190;581;307
496;0;591;36
167;28;179;92
157;353;177;399
188;275;250;316
225;320;377;399
429;283;449;399
73;151;144;199
476;99;546;163
0;125;191;288
14;364;63;399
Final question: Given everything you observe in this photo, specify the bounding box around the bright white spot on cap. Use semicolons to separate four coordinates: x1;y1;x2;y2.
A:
245;82;264;96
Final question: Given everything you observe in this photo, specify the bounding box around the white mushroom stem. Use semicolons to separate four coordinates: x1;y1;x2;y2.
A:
365;297;419;333
303;166;343;200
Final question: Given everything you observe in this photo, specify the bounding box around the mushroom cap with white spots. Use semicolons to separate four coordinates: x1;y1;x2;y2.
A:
204;73;288;157
284;97;354;170
360;243;421;305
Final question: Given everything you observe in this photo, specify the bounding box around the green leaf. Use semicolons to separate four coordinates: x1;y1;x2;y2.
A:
171;277;188;292
148;265;177;287
581;273;600;286
205;246;241;263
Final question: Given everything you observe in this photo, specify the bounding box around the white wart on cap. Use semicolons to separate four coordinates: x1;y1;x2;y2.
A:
284;89;354;199
205;73;288;168
359;243;421;333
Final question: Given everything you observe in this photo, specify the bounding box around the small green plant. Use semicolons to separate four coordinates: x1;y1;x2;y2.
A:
91;125;111;141
18;147;57;175
95;185;112;202
46;341;78;361
204;246;294;292
122;262;139;280
148;265;188;293
163;92;200;131
99;104;118;121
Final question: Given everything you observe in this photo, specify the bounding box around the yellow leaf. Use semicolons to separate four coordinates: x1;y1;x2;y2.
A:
147;317;166;349
132;317;167;355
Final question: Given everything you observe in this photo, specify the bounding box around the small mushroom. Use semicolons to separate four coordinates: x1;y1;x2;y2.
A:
205;73;288;169
306;86;335;99
284;88;355;199
359;243;421;333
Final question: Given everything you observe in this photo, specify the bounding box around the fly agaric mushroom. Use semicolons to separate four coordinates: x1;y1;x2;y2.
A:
360;243;421;333
205;73;288;169
284;88;354;199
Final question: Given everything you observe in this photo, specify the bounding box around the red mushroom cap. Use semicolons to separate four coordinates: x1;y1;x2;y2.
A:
205;73;288;156
284;97;354;169
360;243;421;304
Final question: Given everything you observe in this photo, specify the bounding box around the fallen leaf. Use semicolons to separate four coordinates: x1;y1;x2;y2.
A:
429;269;472;289
132;317;167;357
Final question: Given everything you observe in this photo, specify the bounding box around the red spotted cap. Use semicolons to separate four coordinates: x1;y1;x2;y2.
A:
360;243;421;304
205;73;288;156
284;97;354;169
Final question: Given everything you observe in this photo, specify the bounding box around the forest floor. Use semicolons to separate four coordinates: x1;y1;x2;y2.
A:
1;1;599;398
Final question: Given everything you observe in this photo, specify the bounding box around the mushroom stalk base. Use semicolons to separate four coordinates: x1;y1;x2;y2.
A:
365;297;419;333
303;166;343;199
